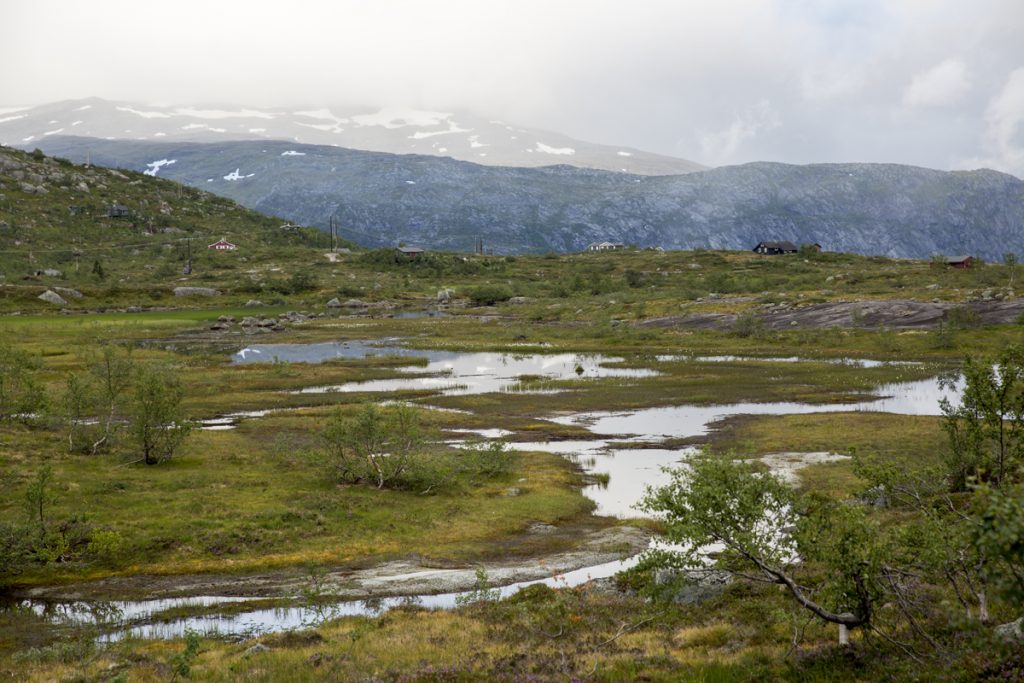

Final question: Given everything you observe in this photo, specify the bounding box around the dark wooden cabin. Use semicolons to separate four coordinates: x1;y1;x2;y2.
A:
753;241;798;255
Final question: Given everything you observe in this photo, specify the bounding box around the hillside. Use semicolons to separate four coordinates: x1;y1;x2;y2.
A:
29;135;1024;259
0;145;333;309
0;97;706;176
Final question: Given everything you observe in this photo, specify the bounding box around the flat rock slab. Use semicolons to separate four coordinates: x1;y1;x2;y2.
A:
17;525;651;602
641;298;1024;330
173;286;220;297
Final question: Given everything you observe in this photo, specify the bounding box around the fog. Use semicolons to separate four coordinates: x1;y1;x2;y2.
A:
2;0;1023;175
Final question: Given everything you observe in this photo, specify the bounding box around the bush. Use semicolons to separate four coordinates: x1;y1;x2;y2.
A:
467;284;514;306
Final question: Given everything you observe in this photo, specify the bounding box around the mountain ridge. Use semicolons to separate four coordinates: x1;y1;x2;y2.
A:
27;135;1024;260
0;97;705;176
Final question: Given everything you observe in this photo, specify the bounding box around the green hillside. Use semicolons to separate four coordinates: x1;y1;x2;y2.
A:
0;145;338;311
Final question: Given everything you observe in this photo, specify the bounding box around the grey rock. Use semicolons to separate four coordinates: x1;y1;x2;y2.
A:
343;298;368;308
244;643;270;656
210;322;231;331
507;296;533;304
76;181;89;192
244;299;265;307
41;268;62;277
53;287;82;299
995;617;1023;642
217;315;235;323
38;290;68;306
126;306;143;313
436;288;453;303
326;298;342;308
173;286;220;297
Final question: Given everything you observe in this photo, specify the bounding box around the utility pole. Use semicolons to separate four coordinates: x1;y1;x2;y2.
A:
182;237;192;275
330;215;338;252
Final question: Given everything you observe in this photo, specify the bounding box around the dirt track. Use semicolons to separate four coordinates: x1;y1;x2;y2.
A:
640;298;1024;331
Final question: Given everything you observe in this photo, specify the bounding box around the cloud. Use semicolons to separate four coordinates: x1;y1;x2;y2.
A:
903;58;971;107
697;100;781;166
1;0;1023;173
962;67;1024;176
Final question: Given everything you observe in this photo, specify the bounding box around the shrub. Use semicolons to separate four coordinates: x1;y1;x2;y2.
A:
467;284;514;306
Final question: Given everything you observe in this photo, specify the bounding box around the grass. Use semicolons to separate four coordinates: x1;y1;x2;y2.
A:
707;412;949;498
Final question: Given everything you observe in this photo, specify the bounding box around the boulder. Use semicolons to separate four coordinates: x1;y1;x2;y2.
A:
41;268;62;277
240;316;259;327
507;296;533;305
76;181;89;192
995;617;1023;642
326;298;342;308
343;299;369;308
244;643;270;657
436;288;454;303
244;299;265;307
209;322;231;331
217;315;236;323
38;290;68;306
53;287;83;299
173;286;220;297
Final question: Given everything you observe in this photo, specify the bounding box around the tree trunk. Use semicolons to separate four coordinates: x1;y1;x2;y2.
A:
839;624;850;646
979;589;990;623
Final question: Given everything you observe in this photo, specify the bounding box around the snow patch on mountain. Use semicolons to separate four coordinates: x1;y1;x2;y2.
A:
281;150;306;156
116;106;172;119
0;114;26;125
536;142;575;156
296;122;341;133
176;107;275;119
408;120;472;139
43;128;64;136
351;107;451;129
249;128;267;133
617;151;633;157
73;104;92;111
144;159;176;176
223;168;255;181
469;135;488;149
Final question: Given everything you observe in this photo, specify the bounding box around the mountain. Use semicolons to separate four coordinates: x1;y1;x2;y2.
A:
28;136;1024;259
0;98;705;176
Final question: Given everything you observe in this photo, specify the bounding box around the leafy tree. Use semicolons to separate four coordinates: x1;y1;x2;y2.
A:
88;345;134;451
641;454;888;644
0;343;46;422
62;372;99;453
91;259;105;280
23;464;55;539
941;346;1024;491
128;365;191;465
322;403;427;489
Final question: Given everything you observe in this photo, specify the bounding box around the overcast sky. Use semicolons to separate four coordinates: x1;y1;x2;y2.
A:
3;0;1023;175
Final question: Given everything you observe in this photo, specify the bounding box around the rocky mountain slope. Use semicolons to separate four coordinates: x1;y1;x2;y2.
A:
30;136;1024;259
0;98;704;176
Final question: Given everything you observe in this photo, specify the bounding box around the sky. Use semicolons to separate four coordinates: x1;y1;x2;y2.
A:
2;0;1023;176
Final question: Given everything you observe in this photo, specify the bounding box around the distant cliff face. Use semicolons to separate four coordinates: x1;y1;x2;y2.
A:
32;136;1024;259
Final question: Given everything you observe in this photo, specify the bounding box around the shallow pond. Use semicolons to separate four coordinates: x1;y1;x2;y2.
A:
295;351;658;397
22;556;639;641
20;347;964;642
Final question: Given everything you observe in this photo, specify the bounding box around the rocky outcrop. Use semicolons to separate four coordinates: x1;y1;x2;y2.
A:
173;286;220;297
640;298;1024;330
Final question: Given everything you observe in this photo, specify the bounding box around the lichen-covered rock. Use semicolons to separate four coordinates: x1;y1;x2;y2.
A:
38;290;68;306
53;287;83;299
343;299;369;308
326;298;342;308
173;286;220;297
